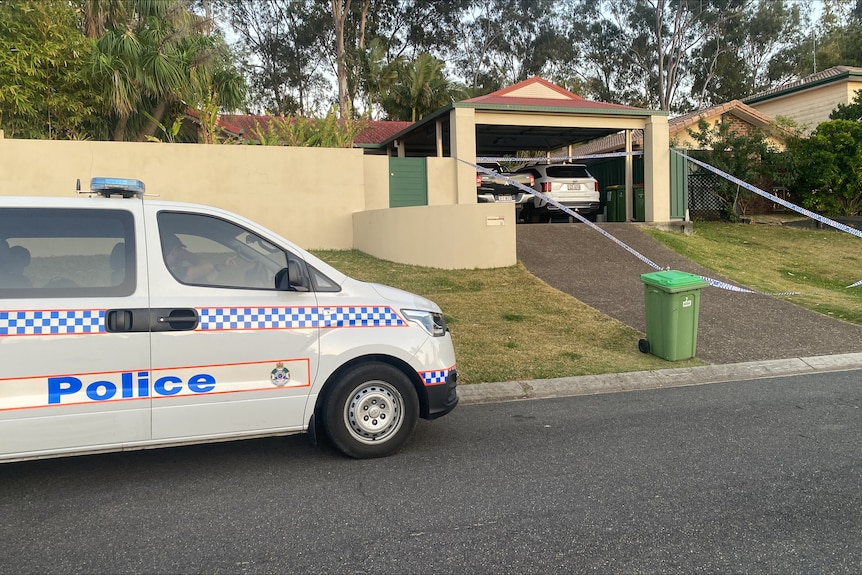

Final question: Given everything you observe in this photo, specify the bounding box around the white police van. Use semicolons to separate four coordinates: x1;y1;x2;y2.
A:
0;178;458;461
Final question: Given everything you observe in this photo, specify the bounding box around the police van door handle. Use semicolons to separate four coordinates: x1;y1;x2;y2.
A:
151;308;199;332
105;308;150;333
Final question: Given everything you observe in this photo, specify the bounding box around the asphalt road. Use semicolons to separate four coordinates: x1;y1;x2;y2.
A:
1;370;860;574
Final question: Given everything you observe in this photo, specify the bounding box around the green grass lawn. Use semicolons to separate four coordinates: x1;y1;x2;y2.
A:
312;250;701;385
314;218;861;385
643;220;862;325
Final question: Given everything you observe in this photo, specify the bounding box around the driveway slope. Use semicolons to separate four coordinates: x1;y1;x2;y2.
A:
517;223;862;364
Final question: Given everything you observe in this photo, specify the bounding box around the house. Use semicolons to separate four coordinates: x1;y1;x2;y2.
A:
571;99;797;220
743;65;862;132
572;99;790;156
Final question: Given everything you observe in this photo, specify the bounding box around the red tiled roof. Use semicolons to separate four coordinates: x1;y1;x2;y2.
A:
668;100;774;132
354;121;413;144
217;114;273;135
213;114;411;145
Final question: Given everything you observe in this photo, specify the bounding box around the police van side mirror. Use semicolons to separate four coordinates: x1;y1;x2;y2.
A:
275;267;291;291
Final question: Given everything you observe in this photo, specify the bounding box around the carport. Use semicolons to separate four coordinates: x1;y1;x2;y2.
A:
371;77;671;223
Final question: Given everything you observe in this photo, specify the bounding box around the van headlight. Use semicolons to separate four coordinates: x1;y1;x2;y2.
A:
401;309;448;337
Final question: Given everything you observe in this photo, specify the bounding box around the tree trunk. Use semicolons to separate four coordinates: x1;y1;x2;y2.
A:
113;115;128;141
139;100;169;141
331;0;351;119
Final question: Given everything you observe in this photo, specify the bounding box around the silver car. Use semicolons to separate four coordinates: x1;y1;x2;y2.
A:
515;163;601;222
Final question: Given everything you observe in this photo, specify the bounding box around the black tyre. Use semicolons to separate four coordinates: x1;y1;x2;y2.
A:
322;362;419;459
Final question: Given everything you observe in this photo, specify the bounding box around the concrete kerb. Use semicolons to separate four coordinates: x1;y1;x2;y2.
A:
456;352;862;405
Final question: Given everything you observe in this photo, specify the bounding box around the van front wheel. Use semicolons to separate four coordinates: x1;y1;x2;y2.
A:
323;363;419;459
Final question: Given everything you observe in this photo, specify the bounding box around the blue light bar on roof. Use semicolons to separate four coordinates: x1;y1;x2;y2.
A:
90;177;146;198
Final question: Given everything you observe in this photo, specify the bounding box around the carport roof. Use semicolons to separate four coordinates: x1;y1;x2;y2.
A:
364;77;665;157
463;77;645;113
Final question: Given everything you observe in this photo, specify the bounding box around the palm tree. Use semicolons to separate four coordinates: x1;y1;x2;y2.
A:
90;0;245;141
81;0;128;38
382;53;467;122
356;38;404;119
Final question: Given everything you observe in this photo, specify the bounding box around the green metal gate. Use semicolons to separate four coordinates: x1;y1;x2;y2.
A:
669;148;688;219
388;157;428;208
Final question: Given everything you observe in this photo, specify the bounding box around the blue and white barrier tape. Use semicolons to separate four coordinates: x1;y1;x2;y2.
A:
675;150;862;239
696;276;810;296
674;150;862;290
465;157;860;296
469;159;664;271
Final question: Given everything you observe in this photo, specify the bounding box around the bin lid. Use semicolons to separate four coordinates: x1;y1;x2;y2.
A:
640;270;708;291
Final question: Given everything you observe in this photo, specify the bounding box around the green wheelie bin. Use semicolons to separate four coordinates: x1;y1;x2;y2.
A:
633;184;645;222
605;185;626;222
638;270;708;361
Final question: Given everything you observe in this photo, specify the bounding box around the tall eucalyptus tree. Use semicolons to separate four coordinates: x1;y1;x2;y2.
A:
214;0;330;115
565;0;747;111
689;0;804;107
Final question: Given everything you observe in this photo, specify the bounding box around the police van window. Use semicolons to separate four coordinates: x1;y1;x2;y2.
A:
158;212;296;290
0;208;135;298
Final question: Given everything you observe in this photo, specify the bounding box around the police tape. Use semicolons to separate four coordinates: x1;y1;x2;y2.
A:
675;151;862;238
696;276;808;296
674;150;862;290
464;157;861;296
469;159;663;270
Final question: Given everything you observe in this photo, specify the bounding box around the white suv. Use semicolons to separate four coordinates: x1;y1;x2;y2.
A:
0;178;458;462
515;163;601;222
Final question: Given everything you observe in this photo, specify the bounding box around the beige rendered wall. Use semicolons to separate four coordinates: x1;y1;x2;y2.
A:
362;154;390;211
353;202;516;269
427;157;459;205
0;134;516;268
0;137;367;249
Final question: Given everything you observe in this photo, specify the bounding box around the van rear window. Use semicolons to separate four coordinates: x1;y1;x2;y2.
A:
0;208;135;298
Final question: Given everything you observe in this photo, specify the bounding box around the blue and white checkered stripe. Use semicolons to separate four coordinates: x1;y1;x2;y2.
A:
198;306;406;331
421;369;449;385
0;310;105;335
198;306;319;330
